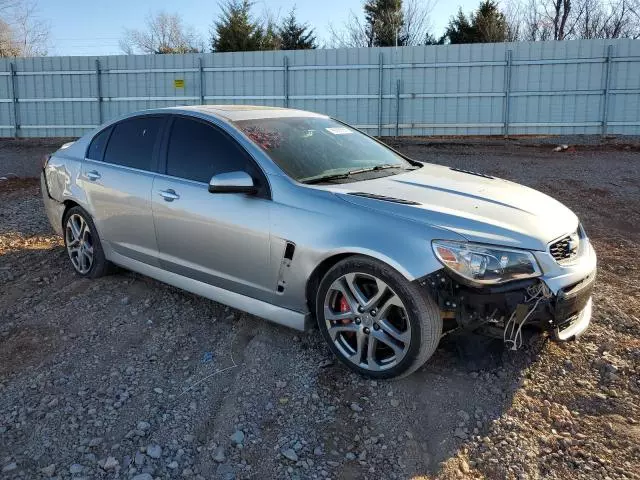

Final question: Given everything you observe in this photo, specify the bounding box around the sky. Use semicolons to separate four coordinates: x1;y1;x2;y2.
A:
38;0;479;57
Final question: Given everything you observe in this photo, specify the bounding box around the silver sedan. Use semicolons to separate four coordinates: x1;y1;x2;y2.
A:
41;105;597;378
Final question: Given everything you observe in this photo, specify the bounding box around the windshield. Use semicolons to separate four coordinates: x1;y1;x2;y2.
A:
235;116;412;183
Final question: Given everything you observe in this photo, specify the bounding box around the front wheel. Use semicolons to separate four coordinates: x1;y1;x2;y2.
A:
316;255;442;379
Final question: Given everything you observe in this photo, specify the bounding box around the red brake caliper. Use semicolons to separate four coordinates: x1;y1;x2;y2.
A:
338;295;356;339
339;295;351;322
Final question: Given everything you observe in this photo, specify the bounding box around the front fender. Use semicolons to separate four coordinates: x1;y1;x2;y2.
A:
268;178;466;313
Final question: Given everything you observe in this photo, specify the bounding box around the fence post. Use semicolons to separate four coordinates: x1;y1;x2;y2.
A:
9;62;19;138
283;56;290;108
198;57;205;105
602;45;613;138
378;52;383;137
395;79;401;138
95;59;102;125
503;49;512;138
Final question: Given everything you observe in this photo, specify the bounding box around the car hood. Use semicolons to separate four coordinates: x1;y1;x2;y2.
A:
324;163;578;251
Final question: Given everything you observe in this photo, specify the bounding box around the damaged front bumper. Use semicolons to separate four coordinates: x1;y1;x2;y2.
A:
420;238;597;344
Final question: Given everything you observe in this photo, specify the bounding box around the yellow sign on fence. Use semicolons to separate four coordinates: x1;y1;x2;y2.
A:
174;79;185;88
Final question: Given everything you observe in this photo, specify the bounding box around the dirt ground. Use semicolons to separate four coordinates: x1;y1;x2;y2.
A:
0;140;639;480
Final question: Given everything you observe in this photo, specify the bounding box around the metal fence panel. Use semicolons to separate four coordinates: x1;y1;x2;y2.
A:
0;39;638;137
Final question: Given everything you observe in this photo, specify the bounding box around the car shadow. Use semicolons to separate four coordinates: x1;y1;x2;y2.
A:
378;332;546;477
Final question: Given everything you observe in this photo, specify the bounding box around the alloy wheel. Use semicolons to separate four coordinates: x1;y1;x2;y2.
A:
323;272;411;372
65;213;94;274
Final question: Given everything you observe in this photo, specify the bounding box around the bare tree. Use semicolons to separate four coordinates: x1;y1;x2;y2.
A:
328;0;434;47
328;10;372;47
508;0;639;39
0;18;19;56
401;0;436;45
0;0;49;57
578;0;640;38
121;11;203;54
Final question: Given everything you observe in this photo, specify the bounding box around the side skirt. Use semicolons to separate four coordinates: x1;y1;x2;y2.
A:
108;251;311;331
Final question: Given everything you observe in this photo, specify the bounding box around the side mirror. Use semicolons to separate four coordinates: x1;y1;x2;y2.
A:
208;171;257;195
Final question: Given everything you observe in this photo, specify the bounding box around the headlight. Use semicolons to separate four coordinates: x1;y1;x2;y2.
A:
432;240;542;285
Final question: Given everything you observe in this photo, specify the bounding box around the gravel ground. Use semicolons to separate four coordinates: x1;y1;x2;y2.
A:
0;139;75;179
0;141;639;480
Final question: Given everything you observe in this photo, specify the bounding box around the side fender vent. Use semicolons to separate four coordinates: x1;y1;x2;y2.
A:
277;242;296;293
449;167;494;179
348;192;420;205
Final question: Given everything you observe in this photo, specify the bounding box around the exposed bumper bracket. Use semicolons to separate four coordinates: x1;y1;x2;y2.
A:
553;297;592;341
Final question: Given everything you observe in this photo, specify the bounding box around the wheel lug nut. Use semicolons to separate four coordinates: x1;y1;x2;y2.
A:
363;327;370;334
373;323;380;330
370;309;377;316
355;317;361;324
358;306;364;313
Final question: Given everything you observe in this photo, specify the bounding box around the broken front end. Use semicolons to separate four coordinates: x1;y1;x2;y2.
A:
422;235;596;349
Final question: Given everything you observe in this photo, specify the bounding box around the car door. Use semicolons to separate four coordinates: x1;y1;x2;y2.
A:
152;115;274;304
81;115;166;267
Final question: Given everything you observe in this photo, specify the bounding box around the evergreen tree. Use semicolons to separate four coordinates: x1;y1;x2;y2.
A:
278;9;317;50
210;0;263;52
364;0;406;47
443;0;509;43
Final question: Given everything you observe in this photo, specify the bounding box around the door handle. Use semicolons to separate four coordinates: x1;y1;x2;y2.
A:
159;189;180;201
86;170;101;181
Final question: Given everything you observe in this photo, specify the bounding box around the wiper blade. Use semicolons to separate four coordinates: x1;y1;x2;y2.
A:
302;164;413;184
303;172;352;184
347;164;403;174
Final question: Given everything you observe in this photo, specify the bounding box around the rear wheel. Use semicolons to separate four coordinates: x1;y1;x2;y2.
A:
316;255;442;379
63;206;111;278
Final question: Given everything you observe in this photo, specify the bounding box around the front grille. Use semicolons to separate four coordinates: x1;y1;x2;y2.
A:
549;232;580;264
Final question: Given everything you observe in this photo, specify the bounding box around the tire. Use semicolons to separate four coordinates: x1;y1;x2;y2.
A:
62;206;111;278
316;255;442;379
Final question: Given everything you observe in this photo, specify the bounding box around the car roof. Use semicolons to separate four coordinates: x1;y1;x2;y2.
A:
160;105;327;122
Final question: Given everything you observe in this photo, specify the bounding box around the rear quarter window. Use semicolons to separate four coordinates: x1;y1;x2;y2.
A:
86;127;112;161
103;116;164;171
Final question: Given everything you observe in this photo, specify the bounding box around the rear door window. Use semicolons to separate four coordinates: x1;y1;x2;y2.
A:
103;116;164;171
86;126;112;161
166;117;250;183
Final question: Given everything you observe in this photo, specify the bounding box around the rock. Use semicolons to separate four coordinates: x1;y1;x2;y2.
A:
153;387;163;394
313;446;324;456
146;444;162;459
69;463;83;474
2;462;17;473
132;474;153;480
41;464;56;477
350;402;363;412
454;428;467;439
134;452;146;466
282;449;299;462
276;380;287;388
121;296;130;305
460;458;470;474
102;456;119;470
216;463;235;480
137;421;151;431
167;460;178;469
230;430;245;445
345;452;356;460
213;446;226;463
390;399;400;407
319;359;334;368
458;410;470;423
